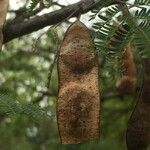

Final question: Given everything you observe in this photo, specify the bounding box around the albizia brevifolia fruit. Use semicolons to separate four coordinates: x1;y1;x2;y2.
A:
57;20;100;144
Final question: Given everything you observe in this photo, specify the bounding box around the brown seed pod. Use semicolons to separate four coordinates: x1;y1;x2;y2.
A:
0;0;9;50
57;21;100;144
126;58;150;150
116;43;136;94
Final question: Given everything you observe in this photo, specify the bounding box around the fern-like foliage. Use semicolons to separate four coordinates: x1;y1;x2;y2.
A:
135;8;150;20
0;93;21;117
134;0;150;5
29;0;53;10
29;0;40;10
21;103;50;122
90;1;150;68
0;92;50;122
91;4;131;77
134;8;150;57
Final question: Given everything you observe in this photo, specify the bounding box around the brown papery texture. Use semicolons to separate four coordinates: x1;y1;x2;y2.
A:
116;43;136;94
0;0;9;50
57;21;100;144
126;58;150;150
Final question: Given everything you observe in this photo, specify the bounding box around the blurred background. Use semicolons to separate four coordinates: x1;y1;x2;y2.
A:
0;0;140;149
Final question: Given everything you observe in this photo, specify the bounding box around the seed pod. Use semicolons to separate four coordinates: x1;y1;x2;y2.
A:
126;58;150;150
116;43;136;94
57;21;100;144
0;0;9;50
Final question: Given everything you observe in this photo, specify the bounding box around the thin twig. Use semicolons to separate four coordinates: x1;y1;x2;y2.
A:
46;49;59;90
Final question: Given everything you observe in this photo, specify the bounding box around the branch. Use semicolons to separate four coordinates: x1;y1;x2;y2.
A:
11;0;45;24
3;0;117;43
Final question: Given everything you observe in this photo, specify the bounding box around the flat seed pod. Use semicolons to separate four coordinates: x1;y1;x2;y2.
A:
0;0;9;50
126;58;150;150
57;21;100;144
116;43;136;94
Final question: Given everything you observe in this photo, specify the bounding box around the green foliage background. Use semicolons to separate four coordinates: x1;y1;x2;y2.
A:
0;0;149;149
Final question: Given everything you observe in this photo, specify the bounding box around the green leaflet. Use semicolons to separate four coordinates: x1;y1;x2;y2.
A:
0;92;50;122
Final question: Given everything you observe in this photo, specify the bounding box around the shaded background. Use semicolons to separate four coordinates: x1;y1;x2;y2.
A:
0;0;144;149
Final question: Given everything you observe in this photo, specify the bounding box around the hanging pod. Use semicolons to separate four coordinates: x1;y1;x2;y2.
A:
116;43;136;94
126;58;150;150
57;20;100;144
0;0;9;50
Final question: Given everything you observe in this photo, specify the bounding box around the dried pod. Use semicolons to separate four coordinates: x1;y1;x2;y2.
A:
0;0;9;49
57;21;100;144
126;58;150;150
116;43;136;94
